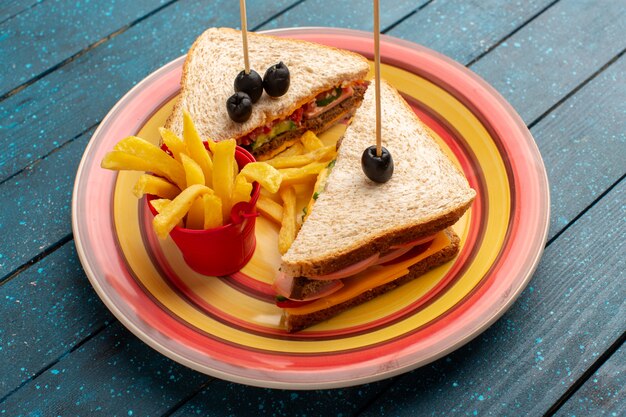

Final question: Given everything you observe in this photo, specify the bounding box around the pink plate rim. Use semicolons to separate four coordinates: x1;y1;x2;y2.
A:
72;27;550;389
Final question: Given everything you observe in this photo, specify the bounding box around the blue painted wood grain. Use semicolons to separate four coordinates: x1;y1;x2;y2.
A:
260;0;426;31
555;344;625;417
468;0;626;124
0;0;625;414
0;242;112;400
143;39;626;416
0;322;207;416
0;0;42;24
387;0;556;64
0;0;297;182
358;179;625;416
532;54;626;239
0;0;169;97
169;378;393;417
0;130;91;278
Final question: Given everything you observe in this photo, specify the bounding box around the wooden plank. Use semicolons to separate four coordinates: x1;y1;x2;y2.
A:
260;0;426;31
0;0;297;182
0;130;91;279
0;241;112;400
87;52;626;417
0;0;619;408
0;321;207;415
169;378;393;417
0;302;392;415
467;0;626;124
3;17;624;288
387;0;555;64
387;0;626;235
356;181;626;415
554;344;625;417
533;55;626;239
4;167;622;415
0;0;168;97
0;0;42;24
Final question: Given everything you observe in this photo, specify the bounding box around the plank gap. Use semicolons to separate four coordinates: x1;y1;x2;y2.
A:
0;0;180;103
160;379;214;417
0;233;73;286
0;0;45;26
0;122;98;188
466;0;561;68
546;173;626;247
528;47;626;130
543;330;626;416
381;0;435;34
250;0;307;31
0;322;108;405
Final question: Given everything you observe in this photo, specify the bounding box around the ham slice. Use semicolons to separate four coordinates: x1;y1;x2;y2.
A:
375;246;413;265
273;272;344;301
303;86;354;119
307;253;380;281
390;234;436;249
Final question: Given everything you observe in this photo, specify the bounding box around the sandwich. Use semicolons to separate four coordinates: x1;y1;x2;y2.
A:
273;80;477;332
165;27;370;160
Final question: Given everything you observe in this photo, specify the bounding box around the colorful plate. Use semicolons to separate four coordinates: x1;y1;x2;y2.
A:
72;28;549;389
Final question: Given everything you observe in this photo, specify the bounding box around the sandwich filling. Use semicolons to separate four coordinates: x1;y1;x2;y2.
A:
239;81;368;157
273;232;444;311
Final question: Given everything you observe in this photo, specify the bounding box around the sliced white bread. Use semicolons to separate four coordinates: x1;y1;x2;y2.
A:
165;27;370;142
281;80;476;278
284;228;460;332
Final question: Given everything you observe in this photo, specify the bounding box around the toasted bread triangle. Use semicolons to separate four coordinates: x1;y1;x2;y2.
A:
281;80;476;278
165;27;370;142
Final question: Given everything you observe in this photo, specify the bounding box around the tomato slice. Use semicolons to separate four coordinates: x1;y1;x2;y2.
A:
275;297;315;308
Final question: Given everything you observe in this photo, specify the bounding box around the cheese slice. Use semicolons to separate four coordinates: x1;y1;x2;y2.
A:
285;231;452;315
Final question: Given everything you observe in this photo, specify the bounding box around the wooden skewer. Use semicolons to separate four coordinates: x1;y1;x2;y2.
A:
374;0;382;157
240;0;250;74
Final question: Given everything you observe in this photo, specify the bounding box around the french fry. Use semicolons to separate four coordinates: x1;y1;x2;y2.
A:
104;111;297;239
153;184;214;239
181;153;206;229
213;139;237;221
101;150;185;190
159;127;187;164
101;151;154;173
256;195;283;224
132;174;180;199
239;162;282;193
278;186;297;254
279;161;329;187
150;198;184;228
276;142;305;157
149;198;171;213
264;145;336;169
112;136;186;189
300;130;324;151
232;173;253;205
183;110;214;187
202;194;223;229
180;153;205;186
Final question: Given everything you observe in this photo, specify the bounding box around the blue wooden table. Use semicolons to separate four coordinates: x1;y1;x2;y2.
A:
1;0;624;415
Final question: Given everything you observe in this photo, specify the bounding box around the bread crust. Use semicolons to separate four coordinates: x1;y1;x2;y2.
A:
280;80;476;278
284;228;460;332
165;27;369;142
280;199;472;278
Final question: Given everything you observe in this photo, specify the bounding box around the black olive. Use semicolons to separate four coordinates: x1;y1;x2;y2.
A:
234;69;263;103
263;61;290;97
361;145;394;183
226;92;253;123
